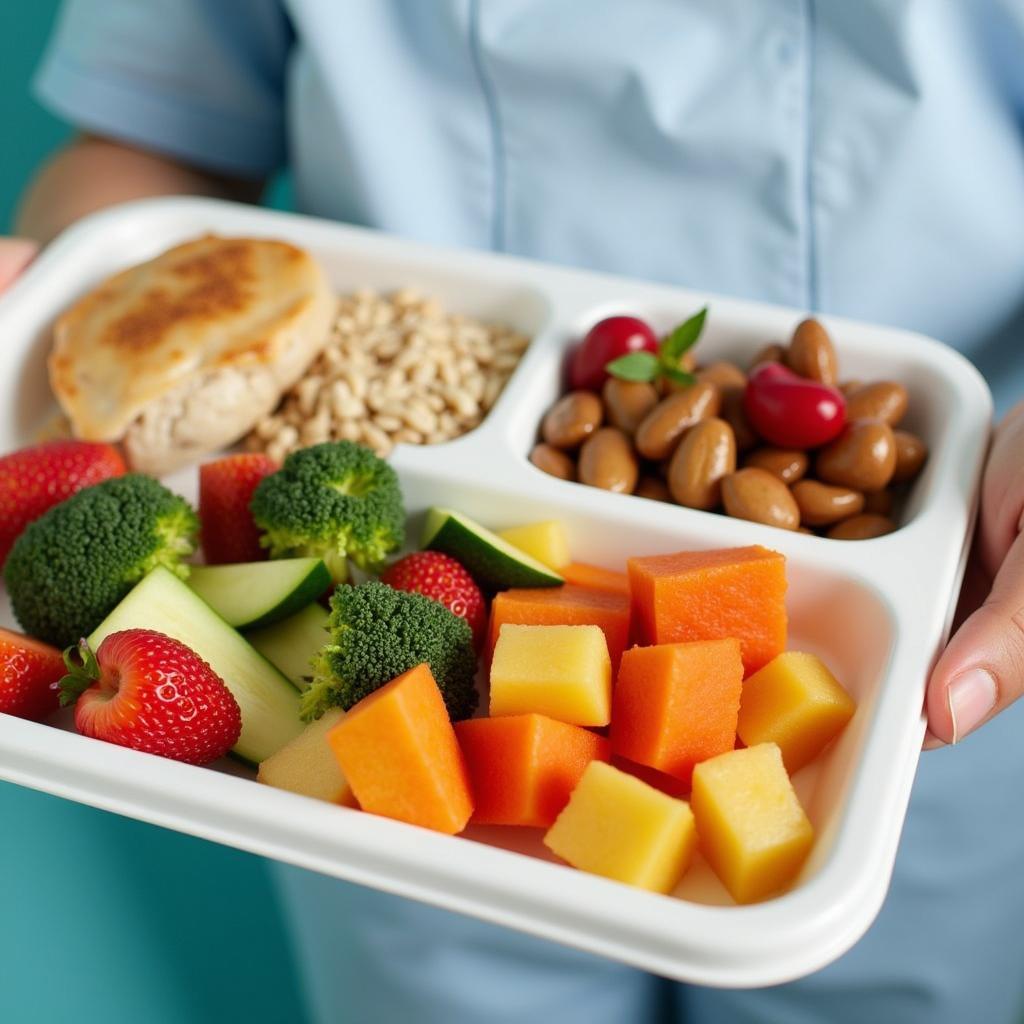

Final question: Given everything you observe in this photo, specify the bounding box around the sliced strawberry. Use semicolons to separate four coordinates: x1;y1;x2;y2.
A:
380;552;486;649
199;453;278;564
61;629;241;765
0;440;126;565
0;628;66;721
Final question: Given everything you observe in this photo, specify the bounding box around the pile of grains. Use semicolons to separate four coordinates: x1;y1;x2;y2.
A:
247;288;530;461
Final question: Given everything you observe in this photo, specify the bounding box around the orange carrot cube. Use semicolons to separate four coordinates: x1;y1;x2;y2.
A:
327;663;473;834
611;639;744;785
561;563;630;597
627;546;787;674
455;714;610;827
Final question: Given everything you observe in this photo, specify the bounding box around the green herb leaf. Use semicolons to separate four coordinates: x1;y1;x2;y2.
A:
605;351;661;383
660;365;697;388
660;307;708;366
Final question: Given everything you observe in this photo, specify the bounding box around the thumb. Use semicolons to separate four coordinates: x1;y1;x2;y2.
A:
926;529;1024;743
0;237;39;295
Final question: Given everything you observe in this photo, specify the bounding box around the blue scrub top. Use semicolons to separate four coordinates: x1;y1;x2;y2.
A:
13;2;1024;1023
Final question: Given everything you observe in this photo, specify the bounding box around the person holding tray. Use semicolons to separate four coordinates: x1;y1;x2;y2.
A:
3;2;1024;1022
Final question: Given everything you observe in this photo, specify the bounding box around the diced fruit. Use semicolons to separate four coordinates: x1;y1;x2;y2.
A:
257;708;355;805
327;663;473;834
544;760;697;894
455;714;610;827
199;453;277;564
186;557;332;630
422;507;563;589
490;624;611;727
610;755;690;800
246;603;329;690
487;584;630;671
691;743;814;904
737;652;856;773
611;639;743;785
89;567;303;765
496;521;570;572
0;440;126;566
0;628;66;721
561;562;629;596
627;546;787;674
61;629;241;765
379;551;486;648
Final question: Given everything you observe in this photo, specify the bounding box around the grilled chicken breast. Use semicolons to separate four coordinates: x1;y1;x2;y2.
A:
49;235;335;474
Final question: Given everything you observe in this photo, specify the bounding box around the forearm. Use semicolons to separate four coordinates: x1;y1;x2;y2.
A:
15;135;264;244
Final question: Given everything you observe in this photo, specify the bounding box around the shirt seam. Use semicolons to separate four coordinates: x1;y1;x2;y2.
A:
467;0;507;252
803;0;820;311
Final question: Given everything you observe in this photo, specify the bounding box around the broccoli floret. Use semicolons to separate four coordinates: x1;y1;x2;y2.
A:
303;581;478;722
5;474;198;648
250;442;404;582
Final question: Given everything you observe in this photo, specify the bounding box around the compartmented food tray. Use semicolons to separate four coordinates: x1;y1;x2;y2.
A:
0;197;991;986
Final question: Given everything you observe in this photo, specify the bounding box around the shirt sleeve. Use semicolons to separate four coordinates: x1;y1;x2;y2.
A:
33;0;293;179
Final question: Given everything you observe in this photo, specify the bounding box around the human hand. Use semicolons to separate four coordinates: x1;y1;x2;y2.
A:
925;401;1024;746
0;237;38;294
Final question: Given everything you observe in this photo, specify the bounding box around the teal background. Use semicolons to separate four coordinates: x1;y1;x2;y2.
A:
0;6;307;1022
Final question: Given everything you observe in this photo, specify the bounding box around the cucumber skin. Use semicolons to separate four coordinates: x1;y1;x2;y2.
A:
427;517;563;590
187;559;331;631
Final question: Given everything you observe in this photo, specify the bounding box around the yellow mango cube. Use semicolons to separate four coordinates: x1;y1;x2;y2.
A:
544;761;697;893
257;709;356;806
490;624;611;726
691;743;813;904
738;652;856;773
498;521;571;571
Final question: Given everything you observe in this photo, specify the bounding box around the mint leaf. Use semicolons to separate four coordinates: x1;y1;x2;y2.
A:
661;365;697;388
660;307;708;365
605;351;660;383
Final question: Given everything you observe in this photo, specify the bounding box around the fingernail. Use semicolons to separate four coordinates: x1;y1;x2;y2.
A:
947;669;997;743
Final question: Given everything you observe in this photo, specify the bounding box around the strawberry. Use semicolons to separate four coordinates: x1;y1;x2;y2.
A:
61;629;241;765
199;453;278;564
0;628;66;721
0;440;126;565
380;552;486;648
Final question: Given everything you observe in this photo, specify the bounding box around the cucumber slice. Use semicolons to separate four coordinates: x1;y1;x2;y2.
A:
187;558;331;630
422;507;563;590
246;603;330;691
89;567;303;765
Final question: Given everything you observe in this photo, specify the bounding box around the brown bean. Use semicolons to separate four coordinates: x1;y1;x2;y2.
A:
541;391;603;450
530;442;575;481
839;380;863;398
635;475;671;502
892;430;928;483
667;418;736;510
749;343;786;370
602;378;659;435
721;468;800;530
578;427;638;493
744;447;808;484
844;381;909;426
863;489;894;516
696;361;747;390
816;419;896;492
635;382;721;460
827;514;896;540
720;385;759;453
791;479;865;527
787;318;838;385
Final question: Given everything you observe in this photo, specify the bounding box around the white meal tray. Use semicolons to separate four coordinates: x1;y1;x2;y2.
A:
0;197;991;987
